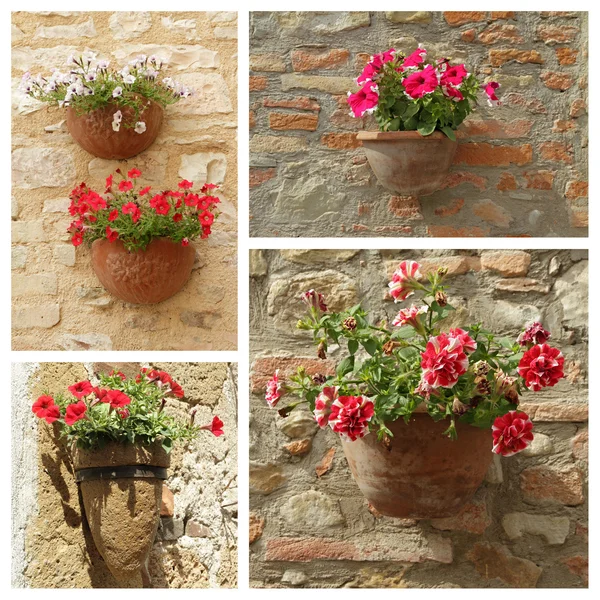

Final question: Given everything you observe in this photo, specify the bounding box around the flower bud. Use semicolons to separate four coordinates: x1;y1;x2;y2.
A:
452;397;469;416
474;360;490;377
317;341;327;360
342;316;357;331
189;408;197;426
437;267;448;277
435;291;448;307
312;374;327;385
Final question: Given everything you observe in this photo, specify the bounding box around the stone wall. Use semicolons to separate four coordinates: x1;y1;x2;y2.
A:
11;361;238;588
11;11;238;350
249;11;588;238
249;249;588;588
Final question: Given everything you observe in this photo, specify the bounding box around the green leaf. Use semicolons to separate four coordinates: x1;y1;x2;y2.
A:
441;126;456;141
348;339;359;356
362;339;378;356
417;121;437;136
389;117;401;131
336;356;355;377
403;103;419;118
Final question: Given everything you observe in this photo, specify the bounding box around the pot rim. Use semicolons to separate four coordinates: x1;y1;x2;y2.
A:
357;130;455;141
91;236;192;251
66;96;164;117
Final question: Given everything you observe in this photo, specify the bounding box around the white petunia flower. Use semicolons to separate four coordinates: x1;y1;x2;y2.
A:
134;121;147;134
112;86;123;98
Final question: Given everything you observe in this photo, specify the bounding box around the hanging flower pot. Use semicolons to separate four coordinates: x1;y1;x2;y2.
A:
347;46;501;197
341;413;492;518
91;237;195;304
31;369;224;588
72;441;170;587
356;131;457;196
20;53;192;160
66;99;164;160
264;263;565;519
67;167;221;305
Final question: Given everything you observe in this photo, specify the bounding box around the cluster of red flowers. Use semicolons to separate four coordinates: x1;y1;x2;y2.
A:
136;367;185;398
67;168;220;247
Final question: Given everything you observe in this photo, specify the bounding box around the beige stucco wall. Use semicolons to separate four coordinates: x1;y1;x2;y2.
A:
12;361;238;588
11;11;238;350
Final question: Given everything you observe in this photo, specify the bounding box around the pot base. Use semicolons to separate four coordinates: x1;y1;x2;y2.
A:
341;414;493;519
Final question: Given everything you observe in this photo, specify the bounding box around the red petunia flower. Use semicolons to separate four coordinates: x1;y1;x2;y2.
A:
201;183;218;193
65;401;87;425
403;64;439;99
139;186;151;196
169;380;185;398
110;370;126;380
329;395;375;441
127;168;142;179
122;202;141;223
68;380;93;399
105;389;131;409
449;328;477;353
173;212;183;222
32;395;61;424
185;193;199;207
105;226;119;242
118;408;130;419
265;371;282;408
313;386;338;428
388;260;422;302
105;174;113;190
71;231;84;246
421;333;469;389
492;411;533;456
200;415;224;437
150;194;170;215
118;180;133;192
182;238;189;246
178;180;194;190
198;211;214;226
517;322;551;347
108;209;119;222
518;344;565;391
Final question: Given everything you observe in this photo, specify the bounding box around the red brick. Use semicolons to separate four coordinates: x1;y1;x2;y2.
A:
540;71;574;91
524;170;555;190
480;250;530;276
443;11;486;26
562;556;588;585
572;430;588;462
455;143;532;166
388;196;423;220
251;357;336;393
427;225;488;237
263;96;320;111
570;98;587;118
434;198;465;217
321;132;361;150
490;11;516;20
249;110;256;129
160;485;174;517
478;24;523;45
291;48;349;71
461;29;476;43
459;119;532;139
249;168;276;189
442;171;487;191
537;24;579;45
497;172;518;191
372;225;413;234
249;512;265;545
431;497;491;534
565;180;587;199
505;93;546;114
556;47;579;65
269;112;319;131
490;49;543;66
552;119;576;132
284;439;312;456
520;465;584;506
249;76;267;91
520;401;588;422
539;141;573;164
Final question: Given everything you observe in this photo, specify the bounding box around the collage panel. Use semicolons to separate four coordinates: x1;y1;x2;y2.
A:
249;11;588;238
11;11;238;351
249;249;588;588
11;361;238;588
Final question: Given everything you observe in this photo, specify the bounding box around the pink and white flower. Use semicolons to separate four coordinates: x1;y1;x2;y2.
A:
484;81;501;106
517;322;551;347
440;64;468;88
421;333;469;389
347;81;379;118
401;46;427;70
403;64;439;99
392;304;428;328
329;395;375;441
388;260;422;302
313;386;338;428
492;411;534;456
449;328;477;353
518;344;565;391
301;289;328;312
442;85;464;102
265;370;282;408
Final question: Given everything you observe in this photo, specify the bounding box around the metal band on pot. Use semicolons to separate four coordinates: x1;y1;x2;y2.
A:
75;465;168;482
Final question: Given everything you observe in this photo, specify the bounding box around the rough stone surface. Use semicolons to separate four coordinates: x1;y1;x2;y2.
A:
249;11;588;237
12;362;237;589
250;250;588;588
11;11;238;351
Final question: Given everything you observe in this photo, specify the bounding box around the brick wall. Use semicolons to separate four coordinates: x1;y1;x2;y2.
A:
249;249;588;588
11;361;238;588
249;12;588;238
11;11;238;350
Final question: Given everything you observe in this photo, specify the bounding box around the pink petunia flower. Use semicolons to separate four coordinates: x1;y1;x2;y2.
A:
403;64;439;99
484;81;501;106
388;260;422;302
517;322;551;347
265;370;282;408
449;328;477;353
347;81;379;118
518;344;565;391
442;85;464;102
421;333;469;389
401;46;427;70
329;395;375;441
492;411;534;456
440;64;468;88
313;386;338;428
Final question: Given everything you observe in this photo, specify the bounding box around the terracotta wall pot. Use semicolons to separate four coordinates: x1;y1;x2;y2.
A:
91;237;195;304
357;131;458;197
341;413;493;519
72;441;170;588
66;99;163;160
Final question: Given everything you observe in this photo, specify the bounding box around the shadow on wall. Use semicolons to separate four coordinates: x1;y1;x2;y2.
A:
249;11;588;238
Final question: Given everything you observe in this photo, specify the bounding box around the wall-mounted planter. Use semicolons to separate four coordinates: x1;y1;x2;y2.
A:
356;131;458;197
66;99;163;160
72;441;170;588
91;237;195;304
341;413;492;519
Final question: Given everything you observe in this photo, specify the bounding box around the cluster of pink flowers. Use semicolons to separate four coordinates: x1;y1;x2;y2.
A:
347;45;500;118
420;330;474;389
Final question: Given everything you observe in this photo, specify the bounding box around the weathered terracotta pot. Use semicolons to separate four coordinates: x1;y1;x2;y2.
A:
72;441;170;588
357;130;458;196
66;99;163;159
91;237;195;304
341;413;493;519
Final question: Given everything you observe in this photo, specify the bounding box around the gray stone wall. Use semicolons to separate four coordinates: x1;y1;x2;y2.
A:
249;249;588;588
249;11;588;238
